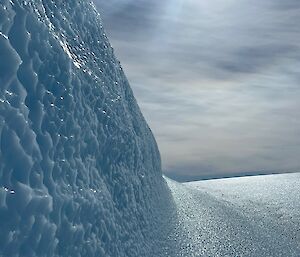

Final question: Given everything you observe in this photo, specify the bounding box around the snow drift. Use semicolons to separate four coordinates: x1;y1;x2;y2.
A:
0;1;173;256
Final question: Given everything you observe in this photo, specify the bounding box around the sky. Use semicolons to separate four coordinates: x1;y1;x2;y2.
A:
94;0;300;181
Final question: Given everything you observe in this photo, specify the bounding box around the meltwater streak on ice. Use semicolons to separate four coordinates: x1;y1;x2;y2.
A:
0;1;174;256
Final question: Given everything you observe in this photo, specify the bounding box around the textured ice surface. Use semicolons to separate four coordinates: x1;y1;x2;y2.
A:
0;1;173;256
163;173;300;256
2;1;299;257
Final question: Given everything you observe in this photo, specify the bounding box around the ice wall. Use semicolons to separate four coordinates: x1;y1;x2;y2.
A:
0;1;172;256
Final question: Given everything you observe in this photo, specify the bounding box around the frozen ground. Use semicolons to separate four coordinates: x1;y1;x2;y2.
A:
161;173;300;257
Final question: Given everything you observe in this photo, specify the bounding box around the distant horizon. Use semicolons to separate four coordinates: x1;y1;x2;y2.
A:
166;170;300;183
95;0;300;181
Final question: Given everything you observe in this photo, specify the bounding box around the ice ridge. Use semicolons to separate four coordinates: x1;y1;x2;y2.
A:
0;1;172;256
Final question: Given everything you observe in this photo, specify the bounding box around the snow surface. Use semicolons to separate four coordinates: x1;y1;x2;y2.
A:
0;1;173;256
164;173;300;256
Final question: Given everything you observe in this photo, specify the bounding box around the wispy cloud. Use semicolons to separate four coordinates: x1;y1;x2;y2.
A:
95;0;300;181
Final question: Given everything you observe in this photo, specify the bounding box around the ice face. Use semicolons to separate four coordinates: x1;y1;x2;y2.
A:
0;1;172;256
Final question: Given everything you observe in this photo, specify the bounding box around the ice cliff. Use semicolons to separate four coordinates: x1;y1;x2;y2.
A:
0;1;173;256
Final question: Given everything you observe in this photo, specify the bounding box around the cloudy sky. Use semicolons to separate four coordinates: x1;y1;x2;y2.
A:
94;0;300;181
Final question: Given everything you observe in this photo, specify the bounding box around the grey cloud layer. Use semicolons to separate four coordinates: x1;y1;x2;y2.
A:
95;0;300;181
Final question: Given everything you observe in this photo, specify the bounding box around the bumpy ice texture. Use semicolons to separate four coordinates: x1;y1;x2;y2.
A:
0;1;172;256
